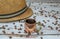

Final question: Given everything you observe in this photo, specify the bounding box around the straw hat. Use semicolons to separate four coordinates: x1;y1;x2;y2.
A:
0;0;33;22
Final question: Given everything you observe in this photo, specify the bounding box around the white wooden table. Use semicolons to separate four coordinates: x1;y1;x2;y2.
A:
0;2;60;39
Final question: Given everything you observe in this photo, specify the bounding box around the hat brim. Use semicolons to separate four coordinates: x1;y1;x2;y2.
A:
0;8;33;22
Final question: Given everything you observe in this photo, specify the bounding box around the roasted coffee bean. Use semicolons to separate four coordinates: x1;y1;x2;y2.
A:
41;32;43;35
20;35;23;37
47;20;50;22
41;37;43;39
58;24;60;26
9;36;12;39
49;14;51;17
42;23;45;27
45;14;47;17
0;27;2;29
58;30;60;31
56;27;58;30
5;25;8;27
59;18;60;20
53;15;57;19
2;30;6;34
56;11;59;14
44;7;46;8
7;28;10;30
18;28;22;30
43;20;46;23
33;16;36;19
13;22;15;25
20;24;23;26
2;26;5;29
48;26;53;30
52;22;54;24
14;25;17;29
41;13;43;15
18;31;21;33
11;32;14;34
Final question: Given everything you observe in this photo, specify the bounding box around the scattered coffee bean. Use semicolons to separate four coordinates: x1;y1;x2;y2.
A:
41;37;43;39
0;27;2;29
45;14;47;17
20;35;23;37
58;24;60;26
14;25;17;29
20;24;23;26
56;27;58;30
41;13;43;15
49;14;51;17
51;10;55;12
48;26;53;30
2;30;6;34
52;22;54;24
47;20;50;22
43;20;46;23
59;18;60;20
33;16;36;19
2;26;5;29
7;28;10;30
11;32;14;34
5;25;8;27
9;36;12;39
54;22;57;25
56;11;59;14
13;22;15;25
18;28;22;30
41;32;43;35
44;7;46;8
18;31;21;33
53;15;57;19
42;23;45;27
58;30;60;32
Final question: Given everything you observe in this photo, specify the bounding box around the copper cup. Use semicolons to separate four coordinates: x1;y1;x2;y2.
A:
25;19;36;35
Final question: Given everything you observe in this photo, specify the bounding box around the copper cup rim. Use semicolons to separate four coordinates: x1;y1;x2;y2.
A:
25;19;36;24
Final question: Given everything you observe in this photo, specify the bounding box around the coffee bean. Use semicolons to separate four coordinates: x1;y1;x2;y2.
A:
43;20;46;23
7;28;10;30
58;24;60;26
41;37;43;39
13;22;15;25
5;25;8;27
42;23;45;27
2;30;6;34
9;36;12;39
45;14;47;17
56;27;58;30
20;35;23;37
48;26;53;30
14;25;17;29
33;16;36;19
11;32;14;34
18;31;21;33
20;24;23;26
41;32;43;35
59;18;60;20
58;30;60;32
2;26;5;29
47;20;50;22
18;28;22;30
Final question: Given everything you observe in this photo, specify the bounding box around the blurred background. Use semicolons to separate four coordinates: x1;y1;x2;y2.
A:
29;0;60;3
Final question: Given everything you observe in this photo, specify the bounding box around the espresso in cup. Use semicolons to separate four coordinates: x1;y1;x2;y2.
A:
25;19;36;35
